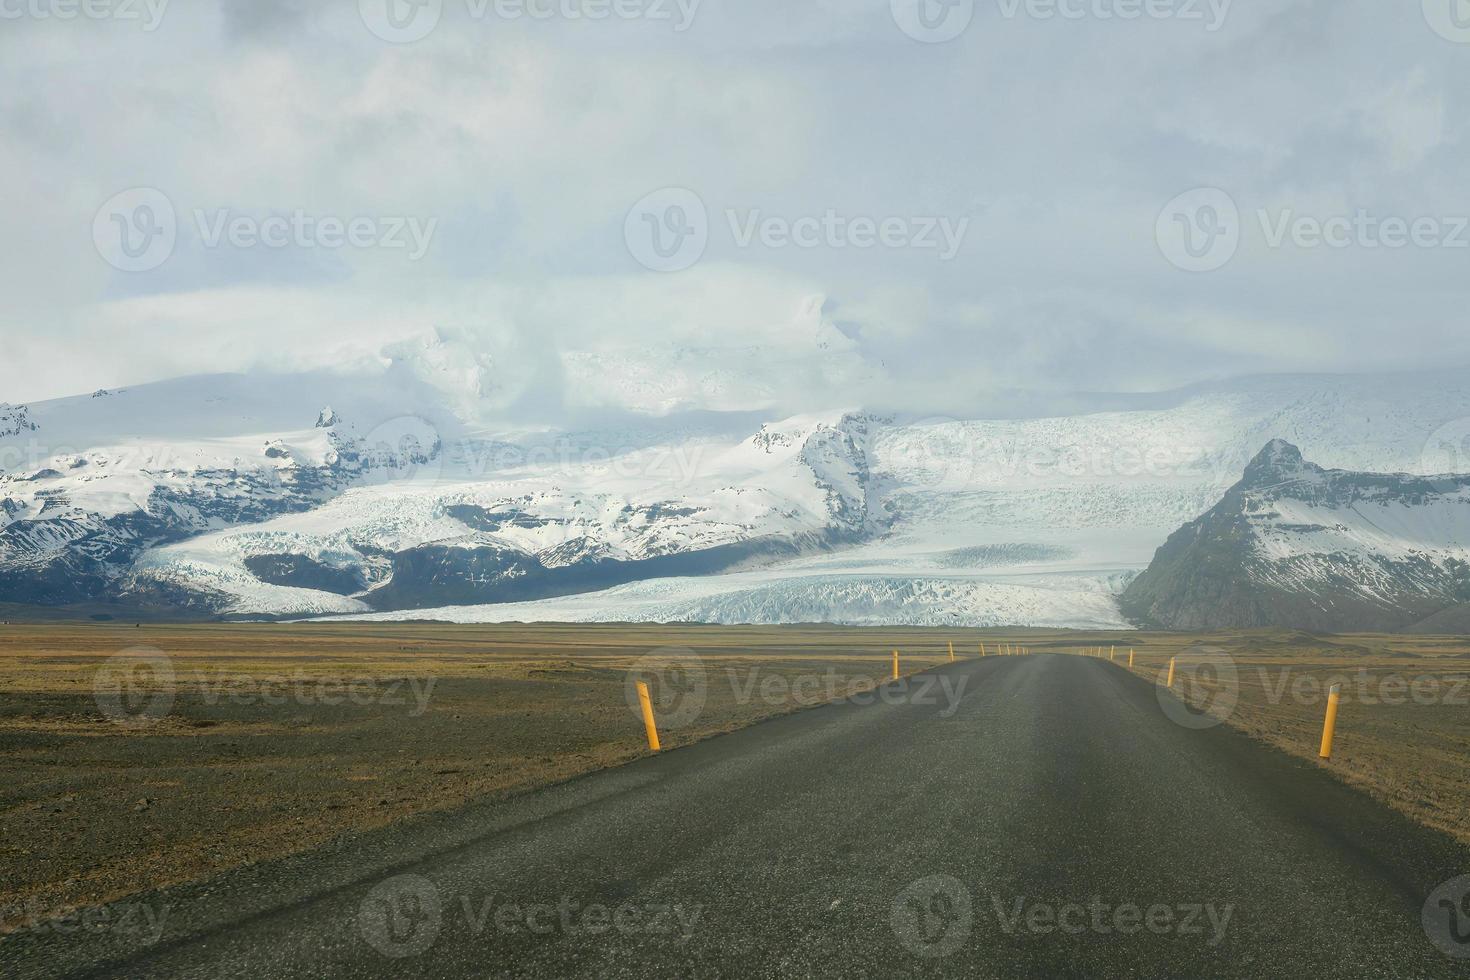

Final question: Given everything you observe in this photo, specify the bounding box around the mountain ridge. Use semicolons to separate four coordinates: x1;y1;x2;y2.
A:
5;364;1470;627
1121;440;1470;632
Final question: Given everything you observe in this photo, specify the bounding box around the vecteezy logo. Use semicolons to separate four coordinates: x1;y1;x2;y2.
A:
1424;0;1470;43
93;188;177;273
891;0;975;43
1423;875;1470;959
359;874;443;959
355;415;444;487
1156;188;1240;273
624;188;708;273
360;0;443;43
625;647;708;730
93;647;176;729
1156;645;1239;730
905;417;977;492
891;875;973;957
1422;418;1470;486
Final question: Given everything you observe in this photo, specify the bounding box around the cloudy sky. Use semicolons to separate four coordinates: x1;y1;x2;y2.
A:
2;0;1468;417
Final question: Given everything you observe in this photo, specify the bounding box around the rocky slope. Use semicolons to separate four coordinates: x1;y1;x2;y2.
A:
1121;441;1470;632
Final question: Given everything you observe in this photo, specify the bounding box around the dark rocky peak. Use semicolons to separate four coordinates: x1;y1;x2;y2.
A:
1242;439;1312;486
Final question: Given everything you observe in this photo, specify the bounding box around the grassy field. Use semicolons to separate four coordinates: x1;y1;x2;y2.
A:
1;622;1468;931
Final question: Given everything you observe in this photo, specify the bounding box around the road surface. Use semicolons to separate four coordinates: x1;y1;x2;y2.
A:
15;655;1470;978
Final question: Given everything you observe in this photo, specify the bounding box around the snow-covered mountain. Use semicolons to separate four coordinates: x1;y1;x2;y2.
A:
0;370;455;610
1122;440;1470;632
129;410;884;616
4;360;1470;627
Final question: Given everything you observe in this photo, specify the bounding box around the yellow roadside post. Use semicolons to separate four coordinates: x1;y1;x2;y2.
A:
1319;684;1342;760
1129;649;1135;668
1166;657;1176;687
636;680;661;752
1110;646;1116;661
893;650;901;681
979;642;986;657
949;641;956;663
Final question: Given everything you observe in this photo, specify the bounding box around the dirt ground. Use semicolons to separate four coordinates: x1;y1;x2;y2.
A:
1;623;1467;932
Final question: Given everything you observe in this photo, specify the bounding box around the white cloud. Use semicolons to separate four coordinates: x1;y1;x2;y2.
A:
2;0;1469;413
1355;69;1447;173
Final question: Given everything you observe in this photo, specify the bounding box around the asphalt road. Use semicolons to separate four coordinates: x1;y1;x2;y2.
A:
17;654;1470;978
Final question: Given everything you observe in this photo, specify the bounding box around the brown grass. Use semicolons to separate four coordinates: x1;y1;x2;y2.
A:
0;622;955;926
1105;632;1470;845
